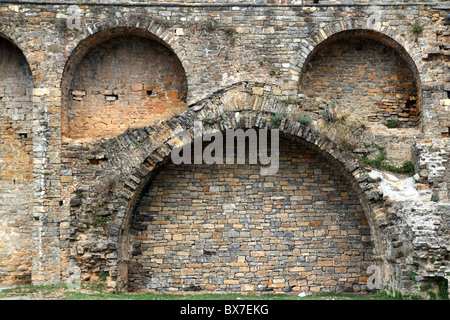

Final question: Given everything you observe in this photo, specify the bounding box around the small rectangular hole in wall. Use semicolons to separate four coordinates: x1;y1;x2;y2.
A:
447;91;450;99
105;94;119;101
88;158;101;165
59;200;63;206
146;90;153;96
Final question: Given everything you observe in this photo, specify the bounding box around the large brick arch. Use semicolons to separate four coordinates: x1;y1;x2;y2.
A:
127;133;376;292
60;24;189;139
85;82;385;290
292;26;424;129
0;33;34;285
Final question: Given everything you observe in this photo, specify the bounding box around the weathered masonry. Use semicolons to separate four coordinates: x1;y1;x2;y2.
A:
0;0;449;299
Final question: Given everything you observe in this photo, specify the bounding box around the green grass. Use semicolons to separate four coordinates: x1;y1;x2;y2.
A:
411;20;423;36
270;113;283;126
297;115;311;126
62;291;386;301
0;284;404;300
362;144;415;176
431;193;440;202
0;284;66;299
64;290;410;300
0;283;424;300
384;161;415;176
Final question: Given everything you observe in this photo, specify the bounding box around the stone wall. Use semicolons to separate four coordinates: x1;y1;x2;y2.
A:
128;137;374;293
0;0;448;298
301;34;419;127
0;37;33;285
67;35;187;139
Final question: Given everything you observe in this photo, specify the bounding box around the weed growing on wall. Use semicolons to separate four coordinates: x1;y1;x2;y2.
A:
362;144;415;176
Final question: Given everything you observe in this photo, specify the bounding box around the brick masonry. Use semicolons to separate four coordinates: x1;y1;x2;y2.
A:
0;0;448;298
128;137;374;293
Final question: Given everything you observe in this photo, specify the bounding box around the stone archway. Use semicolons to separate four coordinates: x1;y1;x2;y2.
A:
126;132;375;293
0;35;34;286
60;26;188;140
96;83;385;292
292;25;423;89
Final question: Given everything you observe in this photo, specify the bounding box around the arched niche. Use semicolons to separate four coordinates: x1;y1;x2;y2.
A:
299;30;422;130
0;35;33;286
61;27;188;140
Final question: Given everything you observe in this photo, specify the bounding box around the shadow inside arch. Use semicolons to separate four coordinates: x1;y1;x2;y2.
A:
299;29;421;88
297;28;423;132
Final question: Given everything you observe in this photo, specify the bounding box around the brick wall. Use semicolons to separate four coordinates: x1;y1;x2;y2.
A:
0;37;33;285
301;36;419;127
128;137;374;293
0;1;447;295
67;36;187;139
